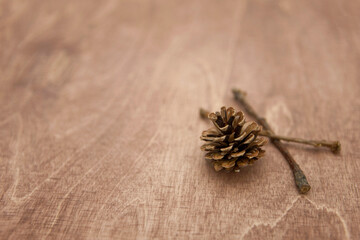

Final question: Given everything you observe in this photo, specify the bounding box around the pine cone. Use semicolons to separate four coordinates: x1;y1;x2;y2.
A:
200;106;268;172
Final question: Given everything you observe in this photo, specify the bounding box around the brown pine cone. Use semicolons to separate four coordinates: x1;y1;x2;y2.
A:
200;106;268;172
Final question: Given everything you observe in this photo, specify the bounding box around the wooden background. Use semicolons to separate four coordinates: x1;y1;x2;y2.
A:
0;0;359;239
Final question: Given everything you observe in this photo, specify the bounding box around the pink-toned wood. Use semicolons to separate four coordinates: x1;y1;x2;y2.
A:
0;0;359;239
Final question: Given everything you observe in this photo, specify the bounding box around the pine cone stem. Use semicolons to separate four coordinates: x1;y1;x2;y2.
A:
232;88;311;194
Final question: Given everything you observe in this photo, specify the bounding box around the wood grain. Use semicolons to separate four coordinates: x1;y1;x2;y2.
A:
0;0;359;239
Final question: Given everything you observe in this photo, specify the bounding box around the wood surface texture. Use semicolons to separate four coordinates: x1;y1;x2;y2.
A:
0;0;359;239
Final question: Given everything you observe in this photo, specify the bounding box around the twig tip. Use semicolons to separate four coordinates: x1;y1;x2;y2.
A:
199;108;209;119
232;88;247;97
331;141;341;154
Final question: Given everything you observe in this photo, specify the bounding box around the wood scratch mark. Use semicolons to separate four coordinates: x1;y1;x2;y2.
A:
9;87;133;204
0;113;17;126
97;197;144;238
198;0;248;107
44;160;104;239
305;197;351;240
9;113;23;204
91;129;161;225
10;116;115;204
265;101;293;135
197;61;218;107
240;196;351;240
240;196;301;240
223;0;248;95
